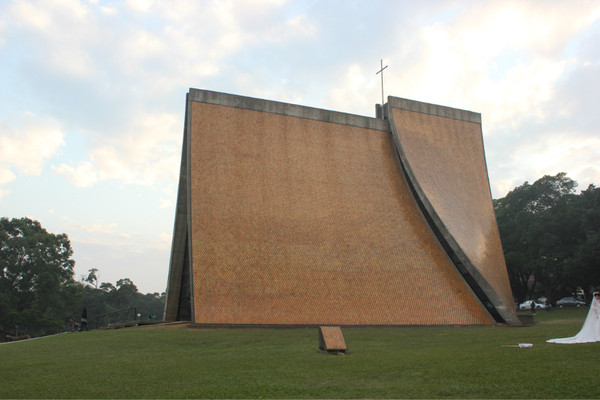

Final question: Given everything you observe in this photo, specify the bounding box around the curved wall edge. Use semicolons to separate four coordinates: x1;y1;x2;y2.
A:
386;99;521;326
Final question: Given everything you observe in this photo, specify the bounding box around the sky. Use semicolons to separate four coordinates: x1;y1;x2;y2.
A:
1;0;599;294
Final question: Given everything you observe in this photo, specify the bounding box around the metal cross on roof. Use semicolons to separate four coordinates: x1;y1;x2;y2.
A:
375;59;388;106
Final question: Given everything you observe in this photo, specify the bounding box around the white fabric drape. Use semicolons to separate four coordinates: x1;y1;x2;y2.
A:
547;296;600;344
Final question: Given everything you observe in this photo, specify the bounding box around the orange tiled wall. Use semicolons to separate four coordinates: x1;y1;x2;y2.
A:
188;102;493;325
391;108;515;311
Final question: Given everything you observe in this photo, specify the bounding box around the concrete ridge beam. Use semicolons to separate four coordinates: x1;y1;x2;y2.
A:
189;88;389;132
387;96;481;124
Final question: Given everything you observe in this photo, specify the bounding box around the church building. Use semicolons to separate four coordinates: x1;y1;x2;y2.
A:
163;88;520;326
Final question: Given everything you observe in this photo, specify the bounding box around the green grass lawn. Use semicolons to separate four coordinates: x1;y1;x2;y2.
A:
1;309;599;399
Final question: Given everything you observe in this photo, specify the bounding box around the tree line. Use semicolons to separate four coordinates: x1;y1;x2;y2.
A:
494;172;600;304
0;217;165;340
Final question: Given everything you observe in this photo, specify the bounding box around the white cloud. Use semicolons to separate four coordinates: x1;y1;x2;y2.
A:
155;232;172;251
481;59;569;127
126;0;153;13
100;6;117;16
73;221;118;234
0;169;15;200
10;1;52;31
2;0;325;195
52;161;98;188
52;111;180;188
0;189;11;201
0;17;6;46
3;1;300;195
284;13;317;38
0;113;65;176
9;0;96;78
527;136;600;188
96;113;180;183
326;64;378;115
117;28;167;73
387;1;597;109
0;169;16;185
453;2;591;57
158;198;173;209
59;217;126;245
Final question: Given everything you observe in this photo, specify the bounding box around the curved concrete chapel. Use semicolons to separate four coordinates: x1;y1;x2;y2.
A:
164;89;520;327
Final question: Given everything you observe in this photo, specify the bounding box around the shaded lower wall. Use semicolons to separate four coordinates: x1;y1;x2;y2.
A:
184;94;494;325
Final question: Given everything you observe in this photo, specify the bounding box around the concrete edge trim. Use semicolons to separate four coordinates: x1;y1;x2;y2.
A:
185;93;195;323
188;88;389;132
186;323;497;329
387;96;481;124
163;95;191;322
386;103;521;326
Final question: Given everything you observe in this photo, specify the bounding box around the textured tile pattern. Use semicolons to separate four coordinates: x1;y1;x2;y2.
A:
391;108;514;311
319;326;347;351
188;102;493;325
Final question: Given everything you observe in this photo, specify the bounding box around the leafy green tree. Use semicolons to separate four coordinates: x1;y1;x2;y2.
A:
85;268;99;289
99;282;116;292
136;292;166;320
575;231;600;286
570;185;600;288
1;217;166;337
115;278;138;309
496;174;600;303
495;174;576;301
77;278;164;327
0;217;77;336
523;172;577;212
